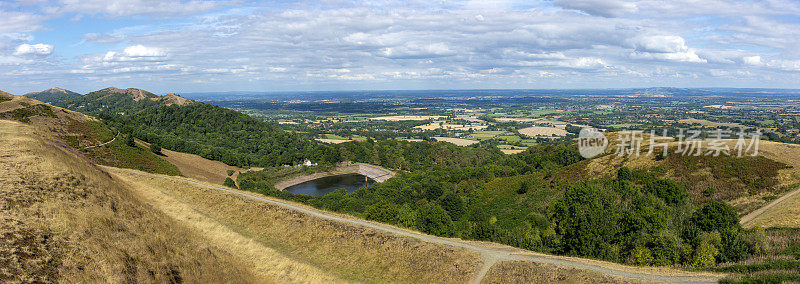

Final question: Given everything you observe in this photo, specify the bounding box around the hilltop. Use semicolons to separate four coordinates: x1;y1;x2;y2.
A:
24;87;82;104
59;87;195;115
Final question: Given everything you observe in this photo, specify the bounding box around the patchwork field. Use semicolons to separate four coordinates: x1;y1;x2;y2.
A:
415;121;488;131
369;115;444;121
518;126;568;137
434;136;480;146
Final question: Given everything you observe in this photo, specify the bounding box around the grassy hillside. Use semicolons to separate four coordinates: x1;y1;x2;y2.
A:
0;90;179;175
0;120;255;282
59;87;194;116
24;87;81;104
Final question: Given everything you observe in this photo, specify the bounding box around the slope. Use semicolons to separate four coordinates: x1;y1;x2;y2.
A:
24;87;82;104
0;119;256;282
59;87;195;115
106;165;724;283
0;90;179;175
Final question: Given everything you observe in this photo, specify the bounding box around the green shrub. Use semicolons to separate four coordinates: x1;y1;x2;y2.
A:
365;201;399;223
150;143;162;154
223;177;237;188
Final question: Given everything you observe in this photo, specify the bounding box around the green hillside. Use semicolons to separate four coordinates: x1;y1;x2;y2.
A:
24;87;82;104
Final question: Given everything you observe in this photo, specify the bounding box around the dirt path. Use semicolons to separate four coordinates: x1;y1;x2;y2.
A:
113;171;341;283
740;186;800;225
107;167;724;284
81;131;119;149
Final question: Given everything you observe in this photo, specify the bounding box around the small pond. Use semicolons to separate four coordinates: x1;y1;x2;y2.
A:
284;173;374;196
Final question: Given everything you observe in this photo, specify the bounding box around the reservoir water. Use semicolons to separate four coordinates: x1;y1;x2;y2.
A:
284;173;374;196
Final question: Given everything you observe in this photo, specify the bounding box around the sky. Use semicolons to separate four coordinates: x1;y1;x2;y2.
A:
1;0;799;94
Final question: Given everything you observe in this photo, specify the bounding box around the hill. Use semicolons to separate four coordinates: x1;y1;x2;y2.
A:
59;87;195;115
24;87;82;104
0;90;179;175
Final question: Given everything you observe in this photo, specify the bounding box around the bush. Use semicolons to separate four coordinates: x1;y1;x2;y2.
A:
365;201;399;223
125;134;136;147
690;201;740;233
223;177;237;188
227;169;235;176
416;203;454;237
617;167;632;181
150;143;162;154
692;231;721;268
629;246;654;266
517;180;529;194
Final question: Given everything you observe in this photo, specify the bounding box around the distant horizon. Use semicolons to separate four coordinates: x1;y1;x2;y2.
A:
12;86;800;97
3;1;799;95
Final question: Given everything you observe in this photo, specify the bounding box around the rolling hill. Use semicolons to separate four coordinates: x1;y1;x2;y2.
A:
24;87;82;104
58;87;195;115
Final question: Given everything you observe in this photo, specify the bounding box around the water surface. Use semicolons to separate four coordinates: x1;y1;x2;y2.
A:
285;173;373;196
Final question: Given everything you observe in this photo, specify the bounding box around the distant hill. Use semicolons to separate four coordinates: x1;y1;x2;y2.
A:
59;87;195;115
0;89;179;175
24;87;82;104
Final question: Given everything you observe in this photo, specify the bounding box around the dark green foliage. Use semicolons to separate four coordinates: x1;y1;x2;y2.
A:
550;182;620;260
689;201;740;233
617;167;632;181
702;187;715;197
416;202;454;237
25;88;81;104
149;143;161;154
643;178;687;206
784;244;800;260
517;180;529;194
125;134;135;147
439;192;465;221
365;201;399;223
227;169;235;176
223;177;237;188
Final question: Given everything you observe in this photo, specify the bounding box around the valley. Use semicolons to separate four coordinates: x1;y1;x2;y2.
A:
2;87;800;283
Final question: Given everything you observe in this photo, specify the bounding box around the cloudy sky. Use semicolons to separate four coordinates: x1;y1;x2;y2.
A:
1;0;799;94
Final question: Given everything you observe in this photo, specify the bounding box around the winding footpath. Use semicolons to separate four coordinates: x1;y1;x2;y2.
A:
81;131;119;149
109;167;723;283
740;186;800;225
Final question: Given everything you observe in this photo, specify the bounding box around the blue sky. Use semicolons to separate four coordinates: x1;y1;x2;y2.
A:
1;0;799;94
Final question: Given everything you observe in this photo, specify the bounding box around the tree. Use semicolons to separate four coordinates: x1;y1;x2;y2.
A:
550;182;620;259
416;203;454;237
439;192;465;221
617;167;632;181
150;143;162;154
223;177;237;189
125;134;135;147
692;231;721;268
689;201;740;233
365;201;399;223
517;180;529;194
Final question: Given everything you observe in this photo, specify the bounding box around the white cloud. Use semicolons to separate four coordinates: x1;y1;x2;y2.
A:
50;0;220;17
742;55;763;66
554;0;636;17
13;43;53;56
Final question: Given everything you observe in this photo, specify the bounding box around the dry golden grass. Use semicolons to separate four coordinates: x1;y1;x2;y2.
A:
518;126;568;137
678;118;745;129
113;170;339;283
0;119;256;283
315;138;353;144
108;168;482;283
415;121;488;131
500;149;526;155
369;115;444;121
153;143;243;185
744;190;800;228
480;261;641;284
434;136;480;146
